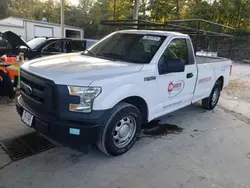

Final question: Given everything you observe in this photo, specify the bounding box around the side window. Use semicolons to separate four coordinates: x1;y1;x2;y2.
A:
140;39;159;54
42;40;67;53
163;38;189;65
71;40;86;52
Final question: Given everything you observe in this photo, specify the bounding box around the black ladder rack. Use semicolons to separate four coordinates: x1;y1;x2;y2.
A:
100;19;235;55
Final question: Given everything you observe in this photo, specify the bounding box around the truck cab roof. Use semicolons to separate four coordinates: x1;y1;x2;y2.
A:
116;29;189;37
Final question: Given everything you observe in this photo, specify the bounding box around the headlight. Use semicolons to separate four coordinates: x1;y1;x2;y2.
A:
68;86;101;113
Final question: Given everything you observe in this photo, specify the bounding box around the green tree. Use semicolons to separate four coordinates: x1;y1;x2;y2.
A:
0;0;10;19
2;0;250;38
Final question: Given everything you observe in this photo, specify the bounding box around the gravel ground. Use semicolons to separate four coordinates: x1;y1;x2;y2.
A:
0;63;250;188
220;63;250;121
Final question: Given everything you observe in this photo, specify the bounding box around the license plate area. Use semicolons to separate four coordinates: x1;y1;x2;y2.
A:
22;110;34;127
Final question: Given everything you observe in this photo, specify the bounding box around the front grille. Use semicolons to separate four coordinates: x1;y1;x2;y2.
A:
20;69;56;113
21;76;45;103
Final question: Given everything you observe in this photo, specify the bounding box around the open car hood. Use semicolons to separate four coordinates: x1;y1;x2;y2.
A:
0;31;30;49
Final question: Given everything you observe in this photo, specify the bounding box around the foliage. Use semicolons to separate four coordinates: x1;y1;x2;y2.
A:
0;0;10;19
0;0;250;38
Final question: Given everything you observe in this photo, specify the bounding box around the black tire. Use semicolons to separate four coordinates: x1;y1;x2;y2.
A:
202;80;222;110
97;102;142;156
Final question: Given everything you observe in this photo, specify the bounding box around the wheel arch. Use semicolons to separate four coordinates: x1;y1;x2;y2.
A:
120;96;149;124
216;76;224;90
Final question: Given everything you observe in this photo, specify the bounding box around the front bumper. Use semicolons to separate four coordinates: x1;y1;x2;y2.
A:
16;97;109;146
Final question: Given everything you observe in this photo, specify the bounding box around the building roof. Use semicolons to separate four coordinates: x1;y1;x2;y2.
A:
0;16;83;30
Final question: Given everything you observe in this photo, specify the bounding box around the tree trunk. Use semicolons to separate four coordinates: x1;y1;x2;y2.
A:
176;0;180;19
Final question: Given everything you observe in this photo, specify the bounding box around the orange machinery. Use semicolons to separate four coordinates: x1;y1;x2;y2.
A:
0;56;21;91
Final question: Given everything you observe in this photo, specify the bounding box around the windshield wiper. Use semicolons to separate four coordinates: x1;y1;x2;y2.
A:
82;51;117;61
84;49;97;56
99;53;132;62
100;52;143;64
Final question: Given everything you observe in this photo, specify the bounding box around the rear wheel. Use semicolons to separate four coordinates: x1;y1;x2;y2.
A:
97;102;142;156
202;81;222;110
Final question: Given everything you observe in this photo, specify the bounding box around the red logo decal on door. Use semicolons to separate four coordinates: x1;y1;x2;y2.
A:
199;77;212;84
168;82;182;92
168;82;174;92
168;81;185;98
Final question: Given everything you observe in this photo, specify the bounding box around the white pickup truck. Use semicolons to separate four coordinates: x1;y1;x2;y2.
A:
16;30;232;156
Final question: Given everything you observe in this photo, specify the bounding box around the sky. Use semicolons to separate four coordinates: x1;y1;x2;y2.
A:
41;0;79;5
68;0;79;5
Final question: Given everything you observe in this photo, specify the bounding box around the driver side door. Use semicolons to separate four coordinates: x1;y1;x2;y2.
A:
153;37;197;118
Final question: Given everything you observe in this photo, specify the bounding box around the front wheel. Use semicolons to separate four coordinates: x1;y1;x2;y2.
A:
202;81;222;110
97;102;142;156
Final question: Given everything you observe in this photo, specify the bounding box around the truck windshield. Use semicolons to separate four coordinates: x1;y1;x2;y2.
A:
84;33;166;64
27;38;47;50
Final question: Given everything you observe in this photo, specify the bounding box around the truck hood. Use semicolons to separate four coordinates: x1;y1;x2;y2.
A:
0;31;30;49
21;53;143;86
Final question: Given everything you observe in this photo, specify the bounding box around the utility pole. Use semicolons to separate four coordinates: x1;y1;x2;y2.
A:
133;0;140;20
61;0;65;38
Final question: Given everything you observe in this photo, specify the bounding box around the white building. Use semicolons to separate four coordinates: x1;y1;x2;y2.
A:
0;17;84;41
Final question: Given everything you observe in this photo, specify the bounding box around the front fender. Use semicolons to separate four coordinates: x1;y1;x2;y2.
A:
92;84;149;110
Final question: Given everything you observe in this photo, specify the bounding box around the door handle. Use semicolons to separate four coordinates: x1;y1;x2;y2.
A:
187;73;193;79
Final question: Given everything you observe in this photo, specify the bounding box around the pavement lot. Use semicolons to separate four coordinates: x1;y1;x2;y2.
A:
1;63;250;188
220;63;250;121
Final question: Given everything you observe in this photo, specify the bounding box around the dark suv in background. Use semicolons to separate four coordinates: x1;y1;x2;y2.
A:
0;31;98;60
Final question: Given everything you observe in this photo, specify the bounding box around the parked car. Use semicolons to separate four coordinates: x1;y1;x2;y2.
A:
0;31;98;59
16;30;232;156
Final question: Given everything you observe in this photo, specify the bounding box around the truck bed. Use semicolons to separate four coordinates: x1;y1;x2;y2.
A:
196;55;230;64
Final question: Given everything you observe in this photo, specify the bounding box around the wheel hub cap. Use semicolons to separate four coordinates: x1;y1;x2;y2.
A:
119;124;130;138
113;116;136;148
212;88;219;105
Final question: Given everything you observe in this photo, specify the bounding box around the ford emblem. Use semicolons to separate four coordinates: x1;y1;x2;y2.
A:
25;84;33;95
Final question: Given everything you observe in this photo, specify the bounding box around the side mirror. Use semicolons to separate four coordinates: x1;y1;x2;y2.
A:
158;57;185;75
18;45;30;53
41;47;48;53
167;58;185;73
